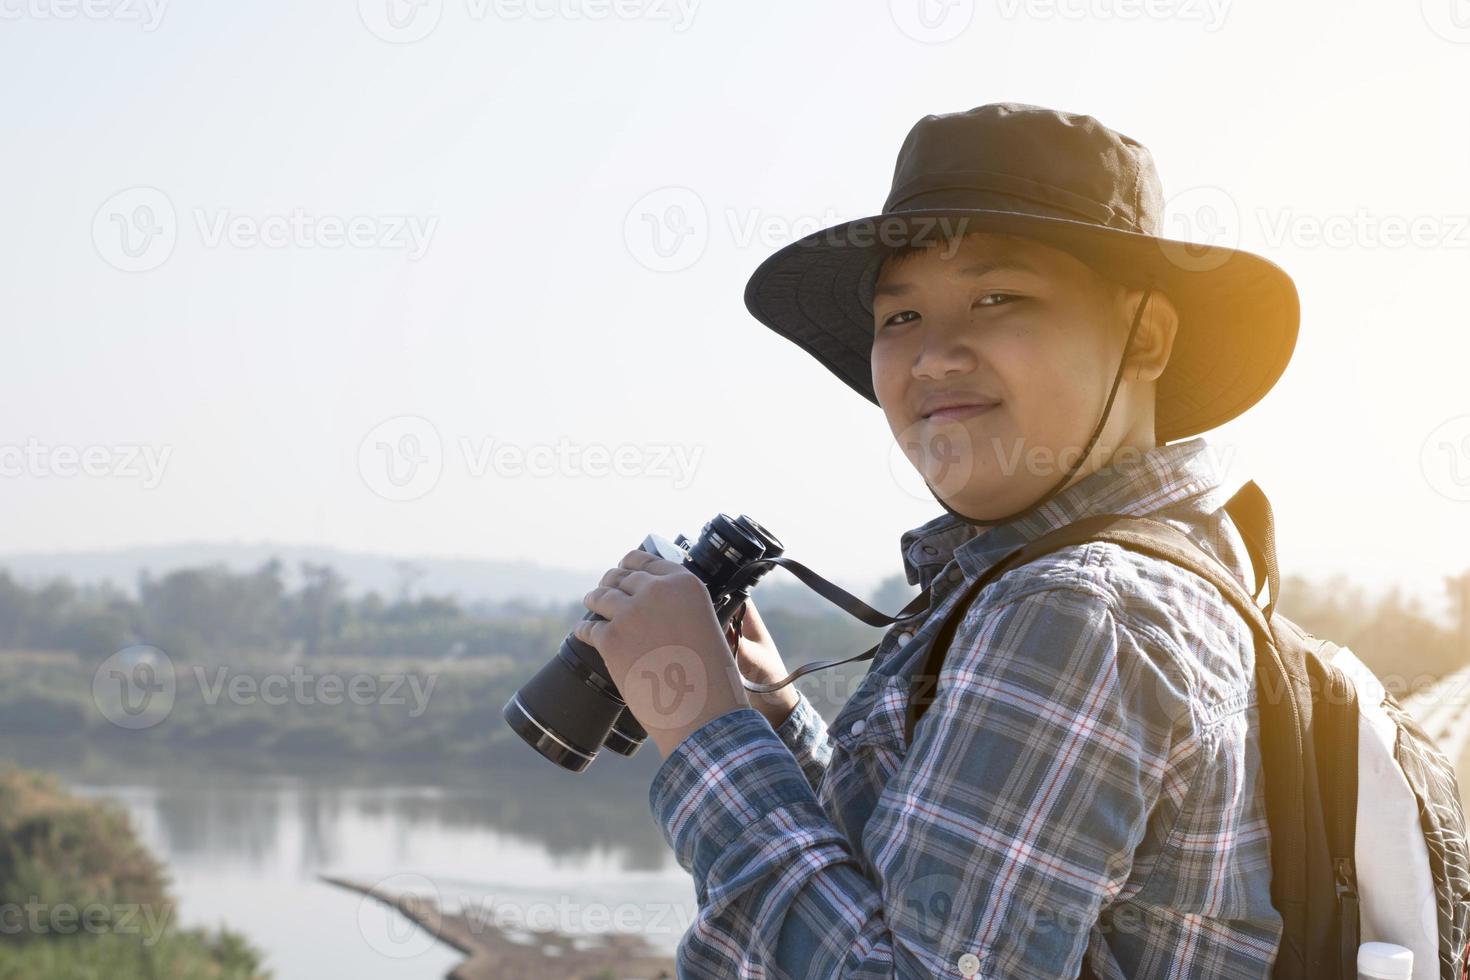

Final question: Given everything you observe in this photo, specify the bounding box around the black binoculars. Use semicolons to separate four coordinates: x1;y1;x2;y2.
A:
502;513;784;772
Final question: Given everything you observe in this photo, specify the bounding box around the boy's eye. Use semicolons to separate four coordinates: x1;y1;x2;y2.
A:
878;294;1019;331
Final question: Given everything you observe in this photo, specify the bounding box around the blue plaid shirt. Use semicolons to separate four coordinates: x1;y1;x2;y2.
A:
649;436;1282;978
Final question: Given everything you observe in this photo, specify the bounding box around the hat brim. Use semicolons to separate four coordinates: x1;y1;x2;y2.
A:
742;208;1299;445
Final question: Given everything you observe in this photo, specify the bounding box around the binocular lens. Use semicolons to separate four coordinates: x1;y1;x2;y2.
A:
501;636;626;772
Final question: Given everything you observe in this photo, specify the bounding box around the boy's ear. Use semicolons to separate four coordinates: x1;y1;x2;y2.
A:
1121;287;1179;384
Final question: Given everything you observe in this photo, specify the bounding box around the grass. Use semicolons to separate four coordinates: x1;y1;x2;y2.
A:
0;766;268;979
0;928;264;980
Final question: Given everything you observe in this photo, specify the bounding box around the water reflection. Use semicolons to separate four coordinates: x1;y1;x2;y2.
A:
1;737;694;980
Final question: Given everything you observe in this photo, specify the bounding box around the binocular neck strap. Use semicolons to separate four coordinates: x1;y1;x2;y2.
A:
736;559;935;694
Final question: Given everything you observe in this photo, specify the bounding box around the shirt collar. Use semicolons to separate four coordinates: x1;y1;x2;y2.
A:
898;436;1229;589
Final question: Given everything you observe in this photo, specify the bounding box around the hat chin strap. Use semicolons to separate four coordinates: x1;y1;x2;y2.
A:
923;286;1154;529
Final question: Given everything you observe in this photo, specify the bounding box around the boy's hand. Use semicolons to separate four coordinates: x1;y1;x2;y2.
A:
727;598;801;730
573;549;751;759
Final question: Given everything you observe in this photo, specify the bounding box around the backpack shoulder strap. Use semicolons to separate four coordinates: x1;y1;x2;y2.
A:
1224;479;1282;622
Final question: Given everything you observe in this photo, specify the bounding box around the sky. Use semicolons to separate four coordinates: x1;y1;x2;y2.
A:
1;0;1468;618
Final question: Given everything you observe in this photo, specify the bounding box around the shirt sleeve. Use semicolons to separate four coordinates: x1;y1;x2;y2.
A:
770;687;832;792
647;580;1194;979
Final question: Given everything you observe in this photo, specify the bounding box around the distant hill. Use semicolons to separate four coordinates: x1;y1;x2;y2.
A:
0;542;895;619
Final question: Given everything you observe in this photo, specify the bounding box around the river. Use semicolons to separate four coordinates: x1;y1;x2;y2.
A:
1;737;696;980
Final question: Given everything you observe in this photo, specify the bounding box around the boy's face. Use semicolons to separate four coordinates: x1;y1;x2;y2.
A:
871;232;1174;521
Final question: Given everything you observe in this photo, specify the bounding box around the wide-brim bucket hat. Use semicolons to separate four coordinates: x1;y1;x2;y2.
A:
742;102;1299;444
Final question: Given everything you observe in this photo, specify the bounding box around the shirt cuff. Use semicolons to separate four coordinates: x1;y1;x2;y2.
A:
648;706;824;884
773;689;832;791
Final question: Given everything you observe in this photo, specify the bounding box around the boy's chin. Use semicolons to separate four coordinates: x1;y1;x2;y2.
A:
934;478;1048;521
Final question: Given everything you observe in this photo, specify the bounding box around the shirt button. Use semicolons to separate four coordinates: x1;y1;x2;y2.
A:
957;952;981;976
849;719;866;736
896;631;914;646
948;567;964;583
921;544;938;555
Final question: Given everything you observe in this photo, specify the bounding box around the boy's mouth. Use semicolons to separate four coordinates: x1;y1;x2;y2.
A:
919;394;1002;422
923;404;999;422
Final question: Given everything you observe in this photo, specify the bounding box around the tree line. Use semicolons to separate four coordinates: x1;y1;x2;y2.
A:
0;561;1464;696
0;561;572;665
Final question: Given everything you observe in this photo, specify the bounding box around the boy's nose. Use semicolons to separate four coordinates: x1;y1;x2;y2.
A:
911;323;979;384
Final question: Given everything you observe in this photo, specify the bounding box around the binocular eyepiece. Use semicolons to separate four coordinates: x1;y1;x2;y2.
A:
501;513;783;772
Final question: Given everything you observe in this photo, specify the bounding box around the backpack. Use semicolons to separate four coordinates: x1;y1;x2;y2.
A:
902;479;1470;980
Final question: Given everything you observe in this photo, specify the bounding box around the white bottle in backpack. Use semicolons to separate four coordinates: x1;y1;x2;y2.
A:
1357;941;1413;980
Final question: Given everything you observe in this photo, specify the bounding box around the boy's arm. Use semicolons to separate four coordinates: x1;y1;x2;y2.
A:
648;580;1194;979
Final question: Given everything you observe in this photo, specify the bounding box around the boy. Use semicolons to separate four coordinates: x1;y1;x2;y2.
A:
575;102;1298;978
